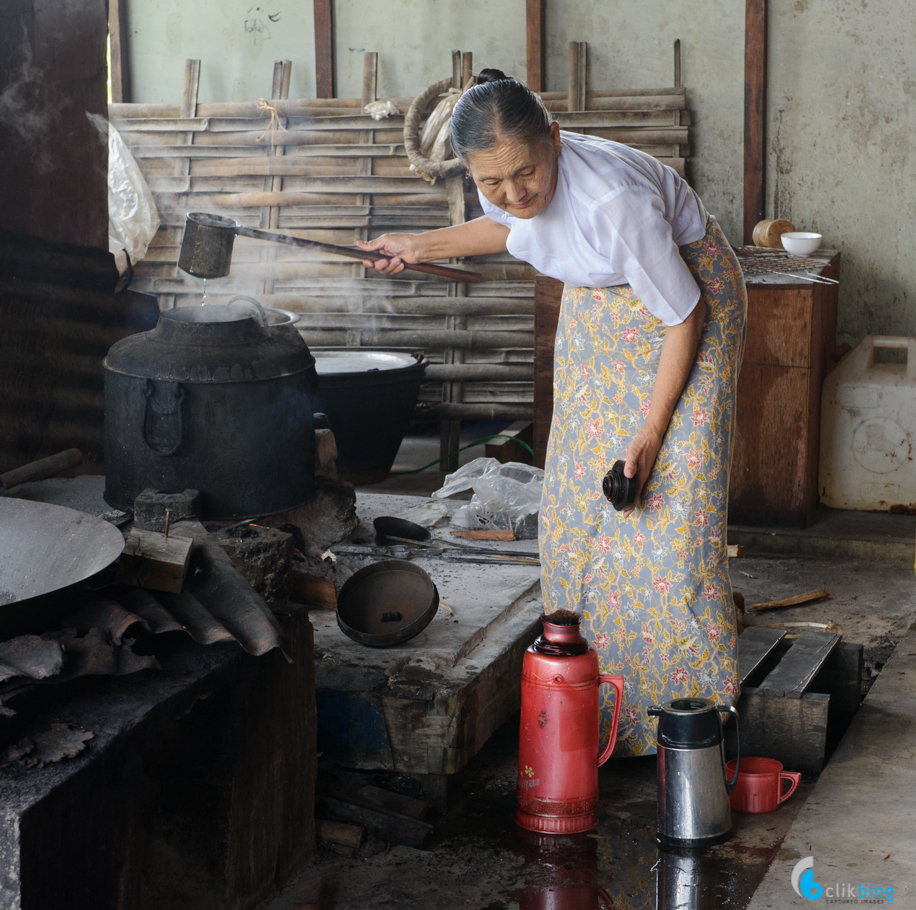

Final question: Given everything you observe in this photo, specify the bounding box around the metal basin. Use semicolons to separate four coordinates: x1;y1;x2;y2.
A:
0;498;125;637
336;560;439;647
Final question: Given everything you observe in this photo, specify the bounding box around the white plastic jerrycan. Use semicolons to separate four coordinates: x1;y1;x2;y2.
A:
820;336;916;511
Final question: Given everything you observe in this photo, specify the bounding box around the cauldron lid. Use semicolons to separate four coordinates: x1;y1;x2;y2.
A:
336;559;439;647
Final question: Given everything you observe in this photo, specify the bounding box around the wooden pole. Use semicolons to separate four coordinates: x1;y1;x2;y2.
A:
108;0;131;103
568;41;587;112
314;0;335;99
744;0;767;244
526;0;547;92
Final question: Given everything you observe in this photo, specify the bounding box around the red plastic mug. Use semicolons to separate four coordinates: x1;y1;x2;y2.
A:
725;757;801;813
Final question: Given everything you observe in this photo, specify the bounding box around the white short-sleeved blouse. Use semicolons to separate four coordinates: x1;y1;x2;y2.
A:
478;131;709;326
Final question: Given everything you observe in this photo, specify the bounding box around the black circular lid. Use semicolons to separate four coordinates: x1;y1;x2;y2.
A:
655;698;723;749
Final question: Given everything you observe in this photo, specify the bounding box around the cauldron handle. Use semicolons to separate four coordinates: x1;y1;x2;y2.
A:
597;674;625;767
142;380;186;457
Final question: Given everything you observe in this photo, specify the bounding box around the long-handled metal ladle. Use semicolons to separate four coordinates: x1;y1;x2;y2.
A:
177;212;481;283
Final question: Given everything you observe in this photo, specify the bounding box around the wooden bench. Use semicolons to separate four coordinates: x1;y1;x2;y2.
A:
726;627;863;772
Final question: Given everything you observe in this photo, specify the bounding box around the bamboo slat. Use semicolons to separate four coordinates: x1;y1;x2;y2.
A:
116;57;692;429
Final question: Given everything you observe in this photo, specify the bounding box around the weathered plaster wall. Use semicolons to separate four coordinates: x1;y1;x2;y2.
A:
542;0;745;263
129;0;318;102
127;0;916;343
333;2;526;103
767;0;916;345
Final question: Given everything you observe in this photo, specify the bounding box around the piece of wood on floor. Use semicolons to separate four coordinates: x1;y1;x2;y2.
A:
116;528;193;594
315;794;433;847
348;784;428;821
294;873;324;910
757;629;841;697
727;544;747;558
738;626;786;685
451;529;516;541
746;589;829;613
290;566;337;610
316;818;364;848
484;420;534;465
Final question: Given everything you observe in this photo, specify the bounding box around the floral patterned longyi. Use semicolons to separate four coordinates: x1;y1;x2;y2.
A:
539;217;748;757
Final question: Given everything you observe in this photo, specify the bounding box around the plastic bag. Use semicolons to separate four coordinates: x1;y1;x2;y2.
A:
364;99;400;121
432;457;545;539
88;114;160;275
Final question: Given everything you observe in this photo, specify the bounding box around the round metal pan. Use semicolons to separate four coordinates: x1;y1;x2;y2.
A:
0;498;126;639
336;560;439;647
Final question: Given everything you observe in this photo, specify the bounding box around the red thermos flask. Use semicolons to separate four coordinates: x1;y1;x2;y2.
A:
516;610;625;834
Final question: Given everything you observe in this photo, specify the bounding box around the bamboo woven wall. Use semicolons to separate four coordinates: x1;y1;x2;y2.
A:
111;53;692;423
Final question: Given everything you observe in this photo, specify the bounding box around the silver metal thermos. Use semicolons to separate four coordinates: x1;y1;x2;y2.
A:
647;698;740;848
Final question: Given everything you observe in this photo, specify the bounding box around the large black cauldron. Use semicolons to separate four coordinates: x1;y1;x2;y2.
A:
103;305;317;519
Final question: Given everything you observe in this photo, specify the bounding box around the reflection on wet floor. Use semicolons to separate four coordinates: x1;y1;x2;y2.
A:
292;718;814;910
495;750;812;910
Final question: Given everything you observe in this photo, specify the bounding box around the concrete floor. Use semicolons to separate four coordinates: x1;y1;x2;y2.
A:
266;546;914;910
264;430;916;910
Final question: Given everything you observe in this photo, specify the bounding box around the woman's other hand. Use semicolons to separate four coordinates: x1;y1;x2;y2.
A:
622;428;664;519
357;234;423;275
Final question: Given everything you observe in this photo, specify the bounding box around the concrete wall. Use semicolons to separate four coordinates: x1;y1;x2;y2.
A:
767;0;916;345
129;0;318;102
126;0;916;344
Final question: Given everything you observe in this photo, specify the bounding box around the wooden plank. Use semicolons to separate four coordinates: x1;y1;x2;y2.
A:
526;0;547;92
462;51;473;87
485;420;534;465
743;284;813;368
348;785;427;821
568;41;587;112
744;0;767;244
181;59;201;118
117;529;194;594
314;0;335;99
757;630;841;697
730;363;810;527
746;589;829;613
131;145;405;160
809;641;863;756
452;529;516;541
108;0;131;103
315;795;432;847
726;688;830;773
290;567;337;610
533;276;564;468
738;627;786;684
316;819;363;847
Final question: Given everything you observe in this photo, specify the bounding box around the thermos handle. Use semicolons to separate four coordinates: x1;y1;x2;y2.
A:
597;675;625;767
718;704;741;795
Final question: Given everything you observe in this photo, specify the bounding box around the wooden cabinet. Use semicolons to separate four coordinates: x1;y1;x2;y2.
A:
532;253;840;528
731;253;840;527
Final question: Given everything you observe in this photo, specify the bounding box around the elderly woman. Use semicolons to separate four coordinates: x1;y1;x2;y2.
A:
359;69;746;757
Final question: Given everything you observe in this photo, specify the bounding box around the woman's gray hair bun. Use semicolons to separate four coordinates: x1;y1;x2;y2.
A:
450;68;553;164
